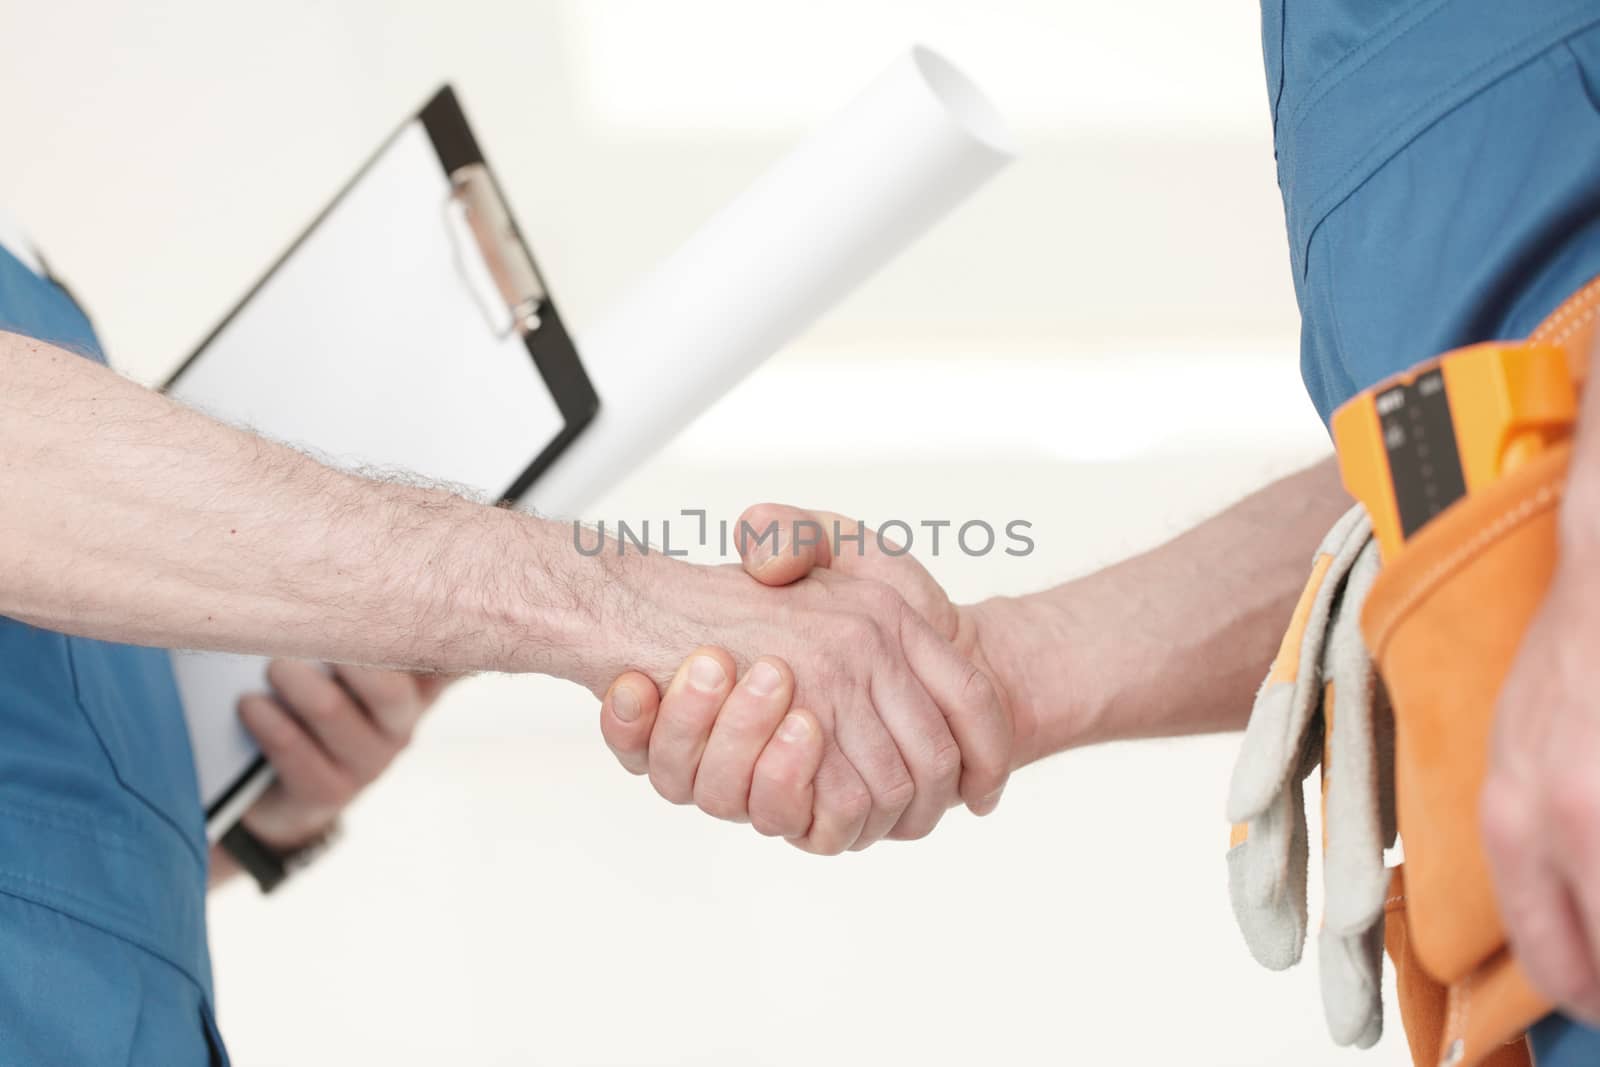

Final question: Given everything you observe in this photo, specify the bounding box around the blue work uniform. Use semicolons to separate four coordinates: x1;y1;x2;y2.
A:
1271;1;1600;1061
0;245;226;1064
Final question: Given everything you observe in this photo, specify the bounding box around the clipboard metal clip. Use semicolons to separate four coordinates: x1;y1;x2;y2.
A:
445;163;548;340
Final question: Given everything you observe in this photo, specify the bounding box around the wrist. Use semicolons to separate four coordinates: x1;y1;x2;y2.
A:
458;512;630;687
223;817;344;894
492;521;701;693
963;589;1114;767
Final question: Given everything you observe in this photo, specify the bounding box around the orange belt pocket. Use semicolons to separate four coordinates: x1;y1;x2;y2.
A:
1358;438;1568;1063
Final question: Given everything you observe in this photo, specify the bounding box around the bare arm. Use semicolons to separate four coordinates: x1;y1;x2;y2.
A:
970;458;1351;764
1;331;616;683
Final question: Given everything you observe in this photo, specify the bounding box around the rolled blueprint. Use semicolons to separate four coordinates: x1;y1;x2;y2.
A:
521;45;1016;518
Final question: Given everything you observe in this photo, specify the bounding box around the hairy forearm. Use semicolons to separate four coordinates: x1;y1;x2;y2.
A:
973;457;1352;764
0;332;633;686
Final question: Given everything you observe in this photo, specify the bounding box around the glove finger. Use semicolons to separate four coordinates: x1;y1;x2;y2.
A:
1229;778;1312;970
1319;921;1386;1048
1321;541;1391;936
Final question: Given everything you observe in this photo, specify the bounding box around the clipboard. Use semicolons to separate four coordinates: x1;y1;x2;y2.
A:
163;87;598;839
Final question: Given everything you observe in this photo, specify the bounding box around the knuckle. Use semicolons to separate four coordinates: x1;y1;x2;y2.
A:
975;749;1011;790
1548;772;1600;838
835;782;875;827
606;740;650;776
383;716;418;745
373;673;415;707
240;697;284;738
313;774;355;809
859;580;905;618
890;812;940;842
694;781;746;822
926;738;964;789
749;798;802;838
752;757;800;798
648;769;692;806
749;772;807;836
264;659;299;691
878;772;916;816
959;663;1000;715
1480;776;1527;853
803;830;850;857
301;687;344;720
606;728;648;765
810;661;850;705
749;813;784;838
366;689;412;724
835;613;883;654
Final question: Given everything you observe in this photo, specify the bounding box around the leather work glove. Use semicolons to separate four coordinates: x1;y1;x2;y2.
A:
1226;505;1398;1049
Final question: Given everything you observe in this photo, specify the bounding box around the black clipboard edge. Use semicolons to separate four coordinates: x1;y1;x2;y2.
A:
164;84;599;512
206;752;270;826
418;86;600;506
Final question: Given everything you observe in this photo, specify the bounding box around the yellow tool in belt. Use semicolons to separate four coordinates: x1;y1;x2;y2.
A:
1331;341;1579;560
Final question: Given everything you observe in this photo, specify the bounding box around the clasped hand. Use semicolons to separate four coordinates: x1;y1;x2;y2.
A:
598;505;1014;854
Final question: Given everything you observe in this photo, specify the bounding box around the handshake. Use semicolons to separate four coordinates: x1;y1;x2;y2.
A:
589;503;1024;854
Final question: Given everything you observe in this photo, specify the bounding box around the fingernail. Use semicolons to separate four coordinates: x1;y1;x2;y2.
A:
745;661;782;696
611;685;640;723
753;528;787;572
688;655;726;693
778;713;811;744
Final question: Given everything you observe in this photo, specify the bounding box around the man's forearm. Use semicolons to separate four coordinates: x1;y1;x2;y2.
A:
971;457;1352;765
0;332;628;686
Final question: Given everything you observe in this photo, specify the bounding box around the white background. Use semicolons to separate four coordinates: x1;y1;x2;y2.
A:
0;2;1402;1064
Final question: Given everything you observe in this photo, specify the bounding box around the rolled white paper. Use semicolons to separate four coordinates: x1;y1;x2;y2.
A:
522;45;1016;518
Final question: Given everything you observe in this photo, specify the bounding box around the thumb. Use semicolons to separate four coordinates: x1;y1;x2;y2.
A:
736;502;834;587
599;671;661;777
735;503;957;639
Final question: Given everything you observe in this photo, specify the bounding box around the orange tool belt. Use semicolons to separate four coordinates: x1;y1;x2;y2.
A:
1327;275;1600;1067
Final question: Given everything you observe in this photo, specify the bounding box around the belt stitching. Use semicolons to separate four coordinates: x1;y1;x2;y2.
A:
1367;481;1563;655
